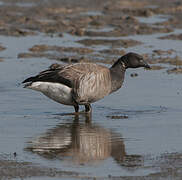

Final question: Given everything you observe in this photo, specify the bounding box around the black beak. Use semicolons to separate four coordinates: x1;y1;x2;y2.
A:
143;60;151;69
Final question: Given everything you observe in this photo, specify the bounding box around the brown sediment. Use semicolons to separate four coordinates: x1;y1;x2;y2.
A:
0;45;6;51
99;49;125;56
76;39;142;48
167;67;182;74
18;52;81;63
29;45;94;54
0;0;177;38
159;33;182;40
147;65;164;71
152;49;175;55
18;51;115;64
0;28;36;36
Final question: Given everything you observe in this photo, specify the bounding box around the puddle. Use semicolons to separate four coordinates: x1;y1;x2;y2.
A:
80;11;103;16
15;2;35;7
0;1;35;7
38;18;55;24
21;178;73;180
137;15;170;24
145;5;158;9
88;26;115;33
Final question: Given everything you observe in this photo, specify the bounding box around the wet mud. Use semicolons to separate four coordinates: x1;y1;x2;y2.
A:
0;156;82;179
159;33;182;40
1;0;182;179
167;67;182;74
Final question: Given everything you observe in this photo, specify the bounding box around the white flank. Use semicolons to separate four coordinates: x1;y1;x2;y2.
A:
27;82;74;105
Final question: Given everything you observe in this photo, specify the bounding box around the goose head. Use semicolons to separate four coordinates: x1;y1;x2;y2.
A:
119;52;150;69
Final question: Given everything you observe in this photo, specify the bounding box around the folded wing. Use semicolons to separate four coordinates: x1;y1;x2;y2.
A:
23;63;112;104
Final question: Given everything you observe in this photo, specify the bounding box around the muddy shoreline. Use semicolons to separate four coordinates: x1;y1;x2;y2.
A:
1;152;182;180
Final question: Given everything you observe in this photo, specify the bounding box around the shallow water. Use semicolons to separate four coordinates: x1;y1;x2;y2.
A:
0;1;35;7
1;15;182;179
137;14;170;24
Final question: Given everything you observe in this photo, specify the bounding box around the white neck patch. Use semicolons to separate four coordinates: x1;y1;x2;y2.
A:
121;61;126;68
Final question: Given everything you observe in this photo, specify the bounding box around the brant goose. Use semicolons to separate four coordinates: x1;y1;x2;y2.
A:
22;52;150;113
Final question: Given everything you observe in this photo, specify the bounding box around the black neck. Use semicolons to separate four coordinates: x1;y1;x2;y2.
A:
109;62;126;93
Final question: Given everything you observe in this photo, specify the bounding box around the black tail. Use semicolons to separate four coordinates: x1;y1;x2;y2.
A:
22;76;36;83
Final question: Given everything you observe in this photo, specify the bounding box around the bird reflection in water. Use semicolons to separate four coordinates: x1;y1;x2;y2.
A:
26;114;141;167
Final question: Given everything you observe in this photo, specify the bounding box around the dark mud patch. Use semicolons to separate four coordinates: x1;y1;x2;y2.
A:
18;52;54;59
152;49;175;56
159;33;182;40
18;44;95;62
107;106;167;117
167;67;182;74
0;28;36;36
0;44;6;51
77;39;142;48
107;115;129;119
103;0;148;13
18;52;82;63
29;44;94;54
18;44;126;64
18;52;115;64
133;24;172;35
99;49;125;56
147;65;164;71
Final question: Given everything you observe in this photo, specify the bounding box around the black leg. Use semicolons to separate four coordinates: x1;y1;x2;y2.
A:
74;105;79;113
85;104;92;113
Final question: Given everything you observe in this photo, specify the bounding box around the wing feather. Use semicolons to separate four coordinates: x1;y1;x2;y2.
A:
72;66;112;104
